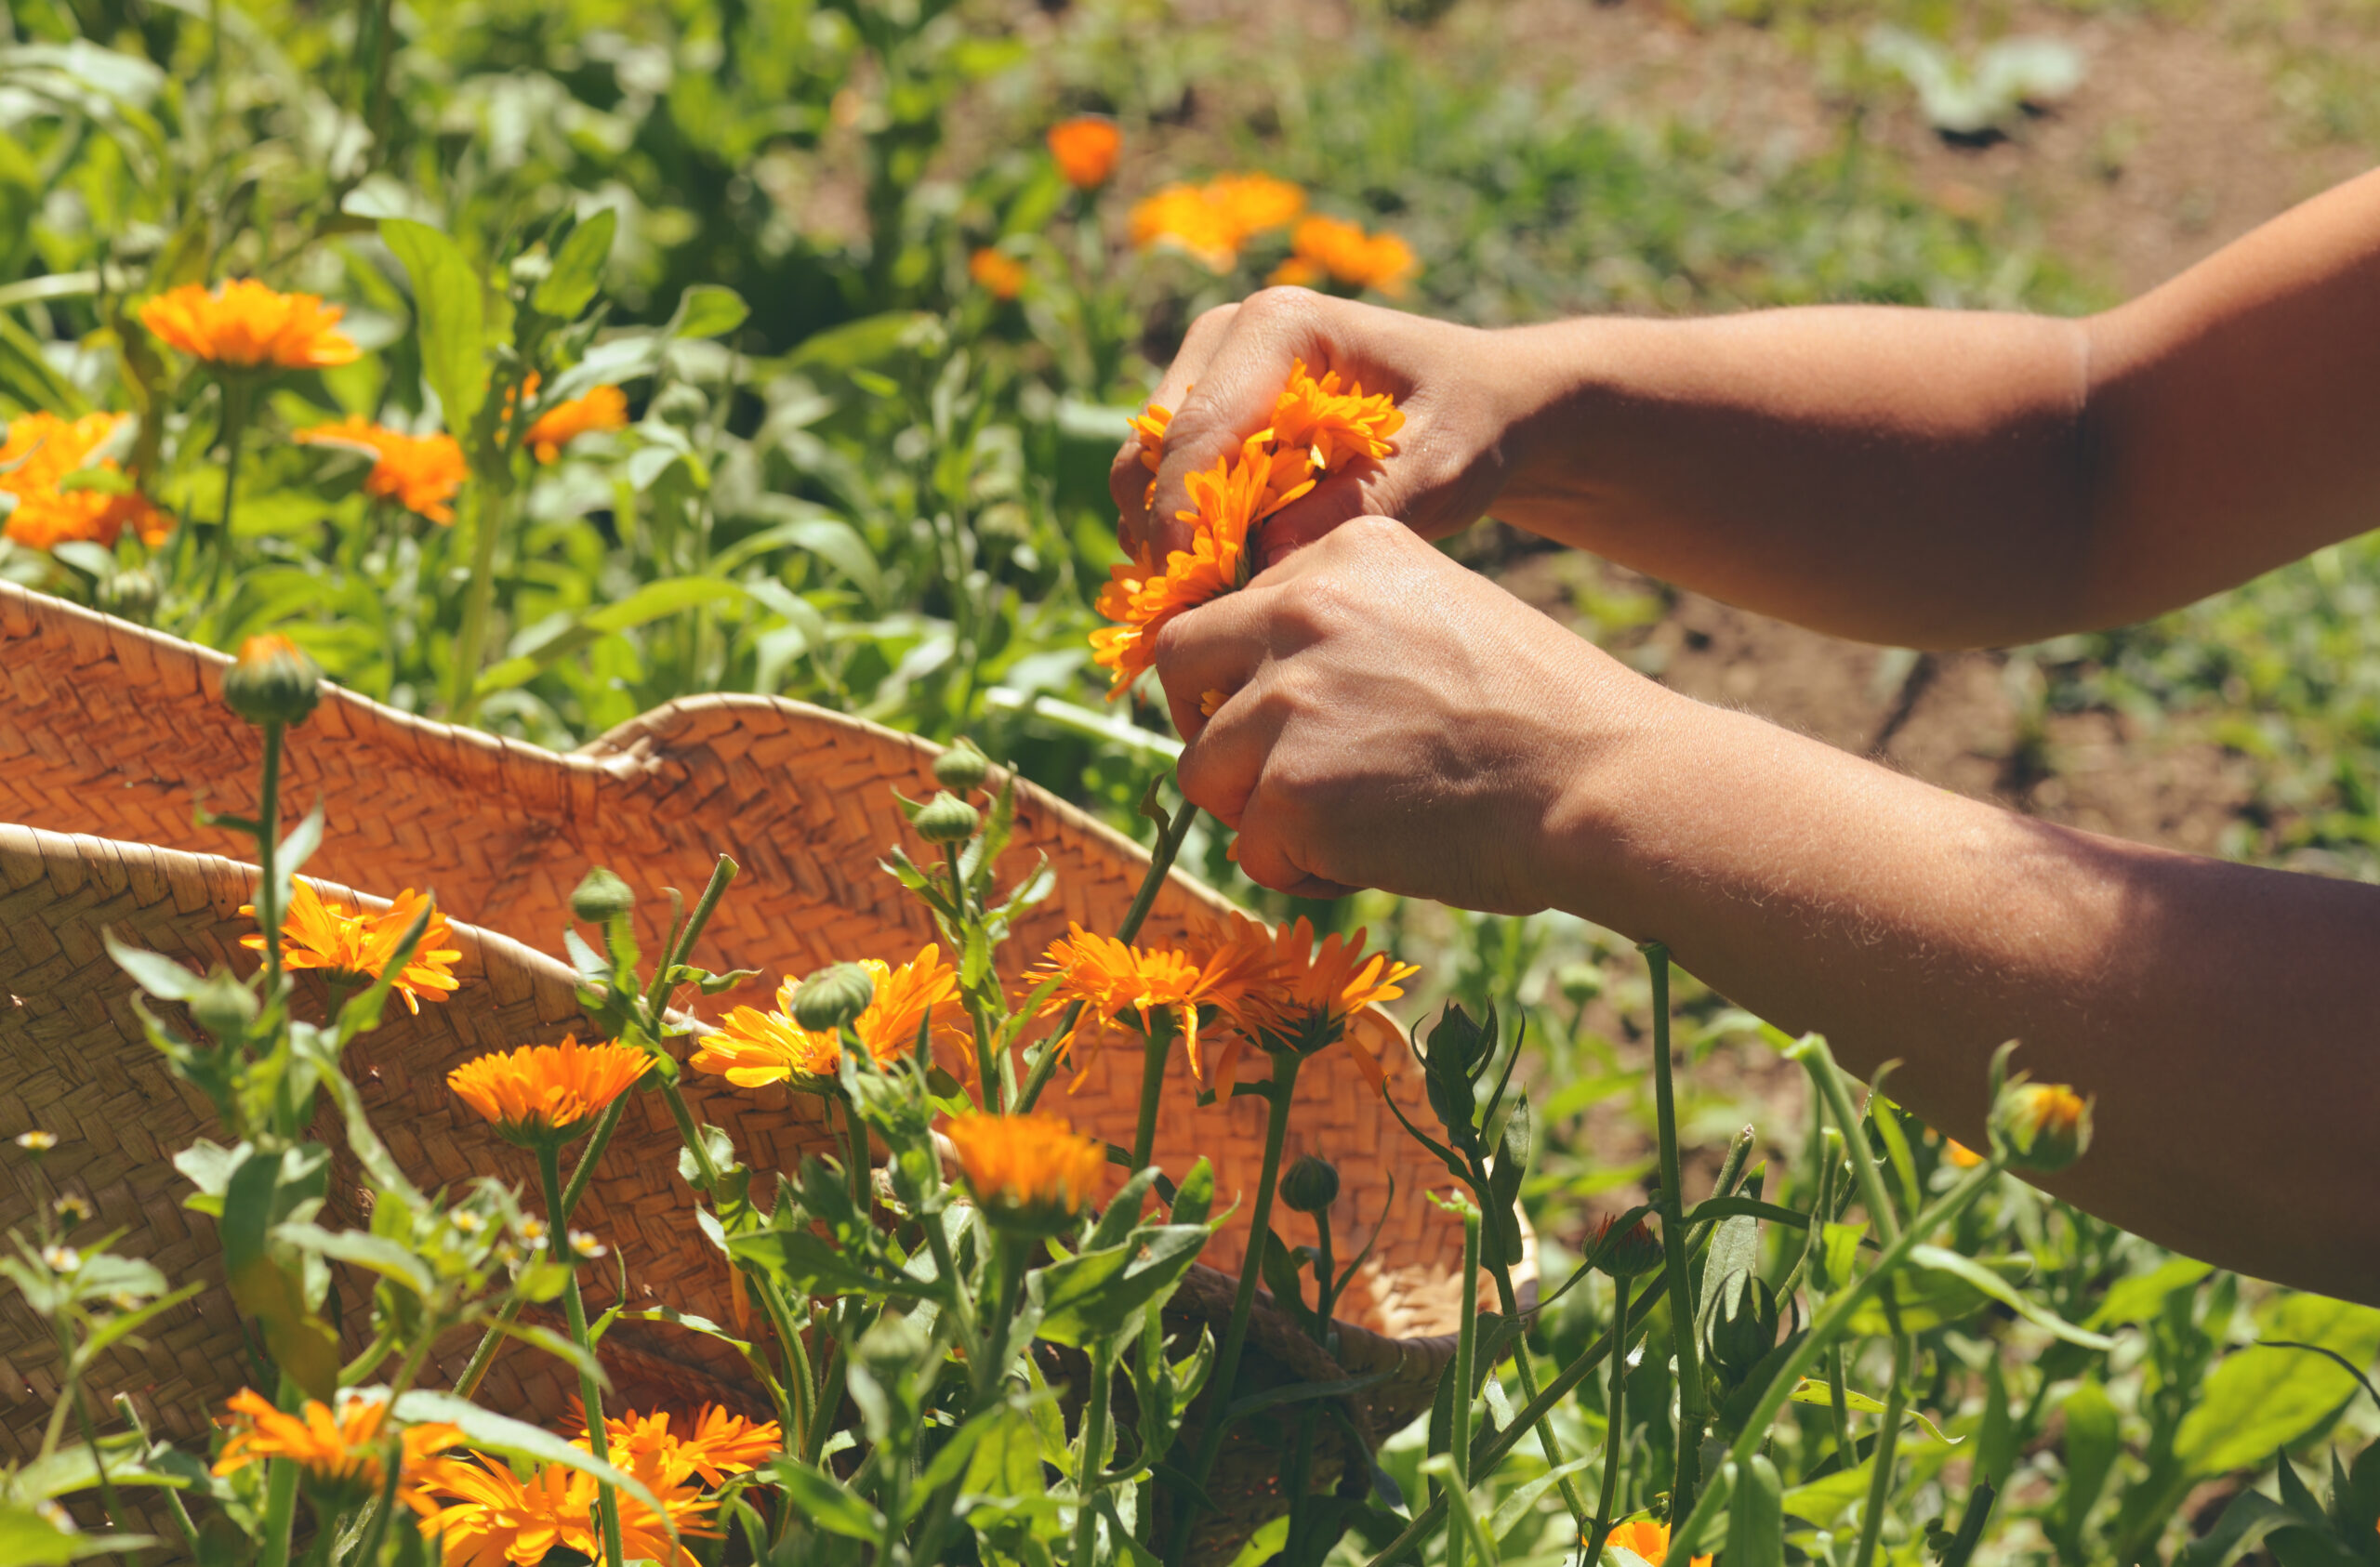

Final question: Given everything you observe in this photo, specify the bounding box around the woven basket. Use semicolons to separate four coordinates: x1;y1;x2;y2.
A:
0;584;1532;1557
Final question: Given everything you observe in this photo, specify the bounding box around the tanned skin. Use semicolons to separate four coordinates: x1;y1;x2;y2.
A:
1112;167;2380;1306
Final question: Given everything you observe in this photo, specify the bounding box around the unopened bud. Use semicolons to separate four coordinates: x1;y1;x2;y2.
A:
1555;962;1603;1007
1990;1082;2092;1174
99;566;160;623
932;740;990;792
1279;1154;1340;1215
1590;1213;1663;1279
913;792;980;846
570;867;635;926
1707;1271;1780;1382
220;634;321;728
190;967;261;1038
792;963;875;1034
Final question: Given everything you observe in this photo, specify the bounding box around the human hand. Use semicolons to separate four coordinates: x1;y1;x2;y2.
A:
1154;516;1670;911
1110;288;1540;564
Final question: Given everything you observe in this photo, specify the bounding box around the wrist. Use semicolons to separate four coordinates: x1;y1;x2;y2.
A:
1527;656;1701;923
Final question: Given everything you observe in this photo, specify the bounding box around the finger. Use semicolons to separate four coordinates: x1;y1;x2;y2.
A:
1171;661;1287;827
1249;468;1384;568
1229;775;1361;901
1112;303;1240;550
1150;587;1274;742
1145;287;1332;555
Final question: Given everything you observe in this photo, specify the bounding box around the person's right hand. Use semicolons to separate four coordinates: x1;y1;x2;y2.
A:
1108;288;1540;565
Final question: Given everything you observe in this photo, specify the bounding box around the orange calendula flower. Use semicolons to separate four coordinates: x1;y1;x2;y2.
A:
588;1403;782;1488
523;386;628;464
1046;115;1122;189
1944;1138;1986;1168
1128;173;1305;272
1269;215;1419;296
408;1452;715;1567
139;280;360;370
240;880;461;1013
0;413;173;552
446;1035;651;1145
1025;918;1276;1084
689;944;968;1091
1605;1518;1712;1567
1268;358;1406;471
213;1388;461;1498
295;415;467;524
945;1113;1107;1231
1210;918;1416;1094
969;246;1028;300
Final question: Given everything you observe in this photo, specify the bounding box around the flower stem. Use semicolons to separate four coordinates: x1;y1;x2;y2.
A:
256;1377;300;1567
204;380;251;615
257;718;284;997
1070;1335;1119;1567
1447;1196;1481;1567
1852;1328;1912;1567
1582;1275;1637;1567
538;1141;623;1567
1640;942;1709;1521
447;478;508;723
1129;1016;1172;1174
1166;1048;1300;1567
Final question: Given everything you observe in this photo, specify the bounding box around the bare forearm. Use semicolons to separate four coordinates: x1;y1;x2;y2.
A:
1549;689;2380;1301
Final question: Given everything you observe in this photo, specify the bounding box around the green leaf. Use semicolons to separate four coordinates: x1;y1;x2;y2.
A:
1725;1454;1786;1567
760;1458;885;1540
787;311;933;372
379;219;486;432
1784;1378;1957;1444
1030;1224;1210;1348
2050;1379;2121;1558
532;208;616;320
102;933;204;1001
2176;1297;2380;1477
475;577;746;695
0;1502;153;1565
667;283;749;341
1905;1246;2115;1350
390;1392;668;1524
726;1228;923;1302
2089;1257;2215;1329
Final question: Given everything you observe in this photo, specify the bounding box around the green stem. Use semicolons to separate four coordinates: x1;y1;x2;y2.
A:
1582;1274;1637;1567
538;1142;623;1567
205;380;251;615
1447;1198;1481;1567
1167;1048;1300;1567
258;720;284;994
840;1086;869;1216
1671;1160;2005;1549
1791;1035;1903;1244
1640;942;1708;1521
1487;1261;1593;1535
257;1381;300;1567
1129;1016;1172;1174
447;477;509;723
1071;1335;1119;1567
1852;1330;1912;1567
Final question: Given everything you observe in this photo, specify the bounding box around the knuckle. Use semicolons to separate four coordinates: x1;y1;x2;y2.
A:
1240;285;1322;333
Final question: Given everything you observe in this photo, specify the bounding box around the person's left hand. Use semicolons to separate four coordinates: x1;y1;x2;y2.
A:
1153;515;1670;911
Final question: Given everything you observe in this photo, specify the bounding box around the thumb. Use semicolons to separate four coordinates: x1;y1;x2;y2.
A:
1143;288;1331;556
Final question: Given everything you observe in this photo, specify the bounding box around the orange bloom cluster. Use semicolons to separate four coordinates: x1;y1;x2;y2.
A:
523;385;628;464
1606;1518;1712;1567
0;412;173;552
1092;359;1404;697
1207;918;1418;1095
139;280;360;370
296;415;468;523
690;944;969;1090
1026;918;1276;1084
213;1388;461;1497
970;246;1029;300
1128;173;1305;272
241;880;461;1013
945;1113;1108;1224
409;1403;777;1566
446;1035;651;1144
1046;116;1122;189
1270;215;1418;296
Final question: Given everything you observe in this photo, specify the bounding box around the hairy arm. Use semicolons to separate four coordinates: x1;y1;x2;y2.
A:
1125;167;2380;647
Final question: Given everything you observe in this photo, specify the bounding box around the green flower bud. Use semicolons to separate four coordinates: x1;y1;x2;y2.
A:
99;566;160;624
792;962;875;1034
1990;1081;2092;1174
190;966;260;1039
1279;1154;1340;1215
1555;961;1603;1007
1707;1271;1780;1383
570;867;635;926
932;739;990;792
220;634;321;728
913;791;980;846
1590;1213;1663;1279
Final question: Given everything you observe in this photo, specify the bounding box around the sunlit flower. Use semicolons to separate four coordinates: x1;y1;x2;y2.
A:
1127;402;1172;510
1944;1138;1986;1169
295;415;468;524
408;1452;714;1567
53;1193;93;1223
1209;918;1416;1094
1268;358;1405;472
41;1245;79;1272
593;1404;782;1488
689;945;968;1091
446;1035;651;1145
1268;216;1418;296
1128;173;1304;272
240;880;461;1013
1047;116;1122;189
14;1130;58;1152
214;1388;461;1500
523;386;628;464
1604;1518;1711;1567
568;1230;605;1258
944;1113;1107;1231
139;280;360;370
1025;918;1276;1084
0;413;173;552
969;247;1028;300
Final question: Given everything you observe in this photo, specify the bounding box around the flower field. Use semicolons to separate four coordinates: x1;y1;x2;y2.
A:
7;2;2380;1566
